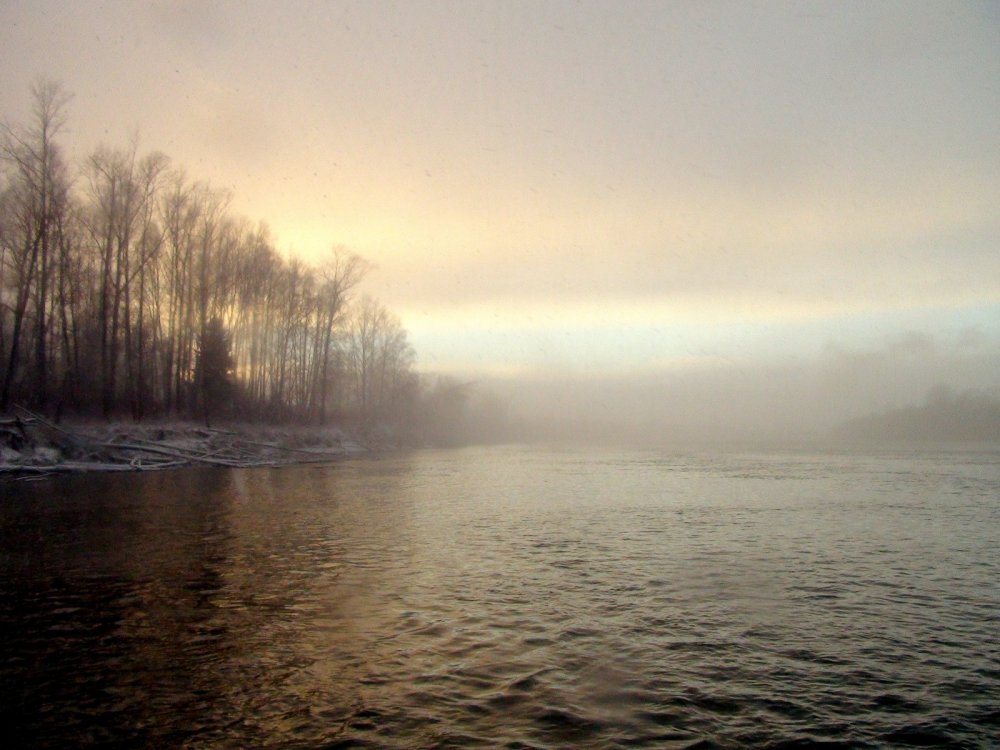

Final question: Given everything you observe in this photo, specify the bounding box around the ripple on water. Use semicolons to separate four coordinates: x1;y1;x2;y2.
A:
2;445;999;748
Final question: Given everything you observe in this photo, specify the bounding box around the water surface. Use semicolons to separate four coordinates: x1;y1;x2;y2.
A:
2;444;998;748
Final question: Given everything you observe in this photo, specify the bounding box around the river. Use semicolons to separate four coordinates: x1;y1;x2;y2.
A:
2;443;998;748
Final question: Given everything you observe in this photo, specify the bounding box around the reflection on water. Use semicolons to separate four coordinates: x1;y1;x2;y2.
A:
2;445;999;748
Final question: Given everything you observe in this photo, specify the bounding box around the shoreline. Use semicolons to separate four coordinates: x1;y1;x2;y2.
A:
0;409;372;478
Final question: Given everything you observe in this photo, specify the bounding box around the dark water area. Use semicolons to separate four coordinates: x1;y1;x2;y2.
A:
2;444;999;748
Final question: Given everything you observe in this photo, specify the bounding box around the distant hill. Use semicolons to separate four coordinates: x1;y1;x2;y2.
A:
834;387;1000;443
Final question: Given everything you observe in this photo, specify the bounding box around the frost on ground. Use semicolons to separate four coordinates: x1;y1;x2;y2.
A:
0;409;370;476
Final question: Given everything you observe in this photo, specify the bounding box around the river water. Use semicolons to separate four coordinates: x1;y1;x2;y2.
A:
1;443;998;748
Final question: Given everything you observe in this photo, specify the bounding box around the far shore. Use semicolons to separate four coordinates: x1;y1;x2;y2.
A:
0;408;376;479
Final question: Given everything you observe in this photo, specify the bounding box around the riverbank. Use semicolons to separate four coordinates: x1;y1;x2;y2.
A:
0;409;371;477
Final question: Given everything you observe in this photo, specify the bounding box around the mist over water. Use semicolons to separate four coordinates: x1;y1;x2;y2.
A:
3;444;998;748
447;326;1000;445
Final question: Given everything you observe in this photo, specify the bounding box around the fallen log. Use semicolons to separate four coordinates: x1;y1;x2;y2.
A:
1;461;154;474
233;438;347;457
99;441;257;467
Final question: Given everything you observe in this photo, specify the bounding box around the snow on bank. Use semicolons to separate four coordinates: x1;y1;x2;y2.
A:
0;411;370;477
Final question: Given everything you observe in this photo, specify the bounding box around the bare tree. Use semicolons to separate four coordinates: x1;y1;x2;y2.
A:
0;80;417;428
345;296;415;424
0;78;72;409
308;248;369;421
81;141;168;416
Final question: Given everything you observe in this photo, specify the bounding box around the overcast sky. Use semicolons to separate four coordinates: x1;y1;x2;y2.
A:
2;0;998;428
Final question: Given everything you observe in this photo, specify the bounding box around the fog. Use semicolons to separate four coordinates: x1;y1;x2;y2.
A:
461;328;1000;444
2;2;997;444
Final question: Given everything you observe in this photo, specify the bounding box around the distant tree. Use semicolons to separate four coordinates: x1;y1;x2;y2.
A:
345;296;415;424
836;385;1000;442
417;375;473;446
309;248;369;422
195;316;234;427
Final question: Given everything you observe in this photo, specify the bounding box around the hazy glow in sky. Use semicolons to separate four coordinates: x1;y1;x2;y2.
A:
2;0;998;386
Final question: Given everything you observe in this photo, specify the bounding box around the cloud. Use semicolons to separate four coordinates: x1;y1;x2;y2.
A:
143;1;229;54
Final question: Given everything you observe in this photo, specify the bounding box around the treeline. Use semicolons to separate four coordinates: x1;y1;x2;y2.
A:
836;385;1000;443
0;80;418;427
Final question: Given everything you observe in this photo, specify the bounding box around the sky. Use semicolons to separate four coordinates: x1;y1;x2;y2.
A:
2;0;999;434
